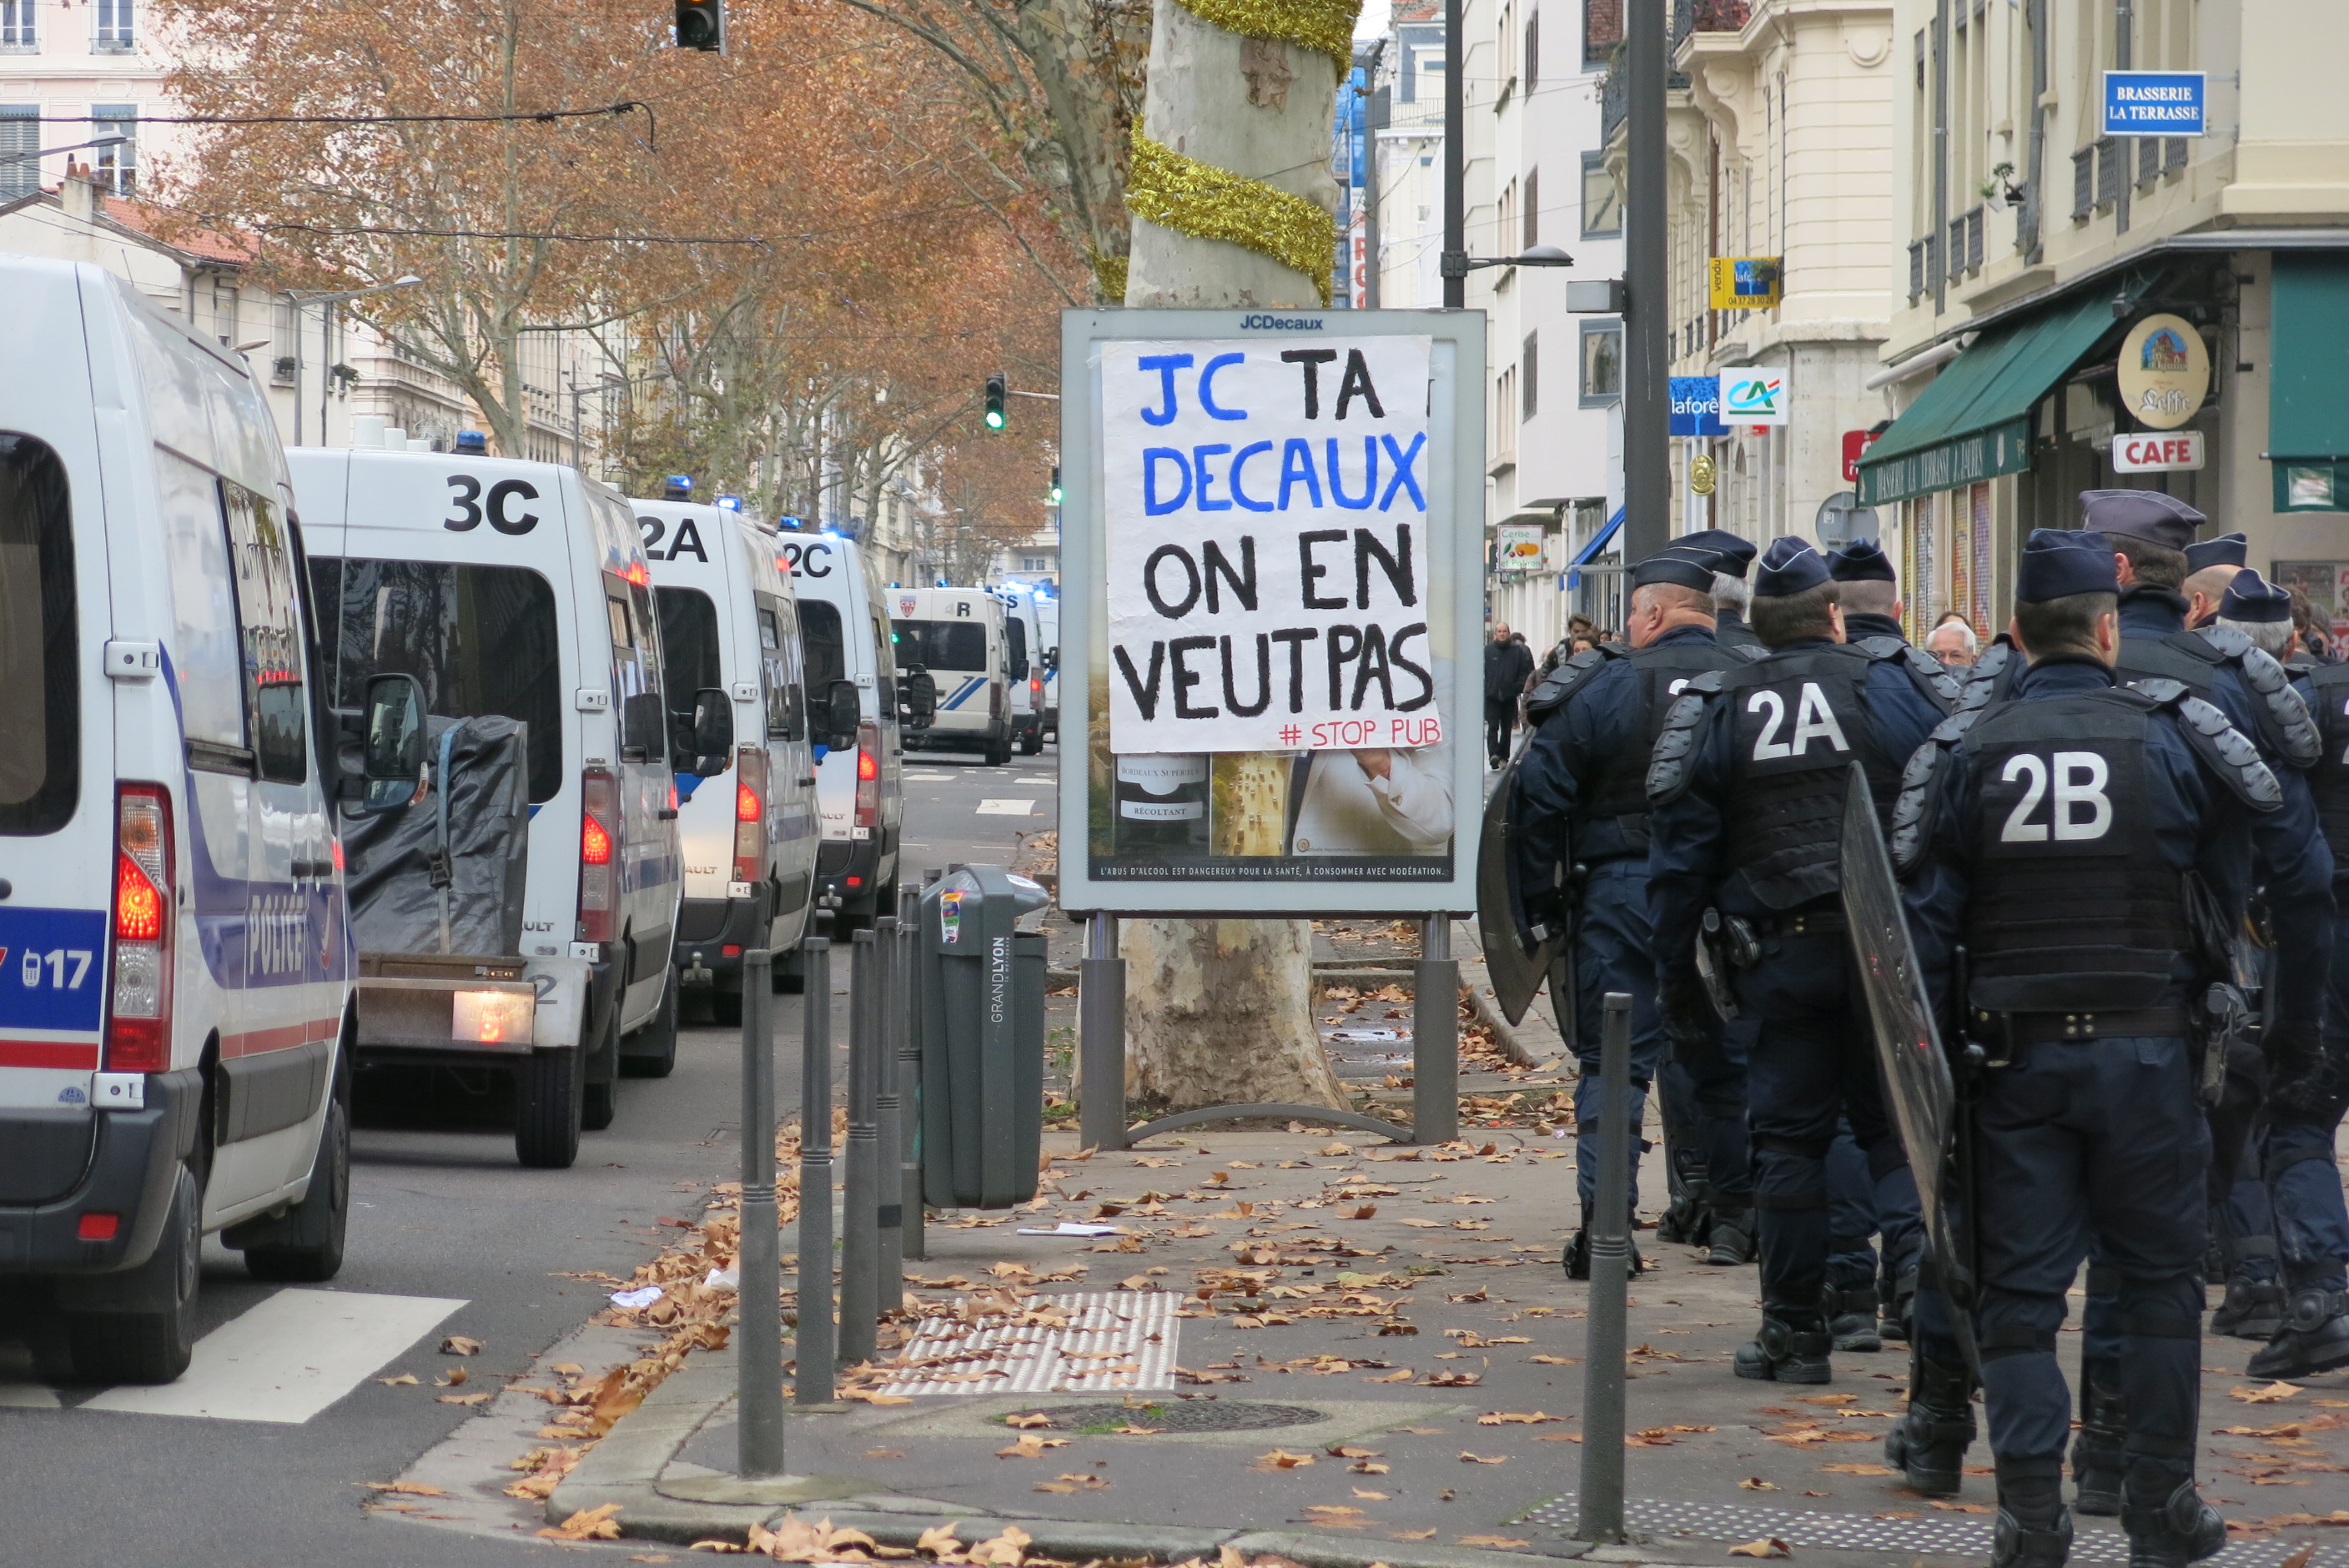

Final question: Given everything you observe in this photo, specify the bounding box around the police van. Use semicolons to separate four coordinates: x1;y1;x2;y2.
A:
997;585;1046;756
891;586;1014;766
0;259;356;1384
291;442;690;1168
634;496;820;1023
1034;591;1059;743
777;527;903;928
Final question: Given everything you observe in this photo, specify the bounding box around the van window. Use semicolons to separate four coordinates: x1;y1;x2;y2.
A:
801;598;846;692
606;575;667;761
310;557;563;802
158;449;246;755
892;619;988;672
754;596;806;741
655;586;722;696
0;433;77;837
223;483;307;783
1005;615;1029;681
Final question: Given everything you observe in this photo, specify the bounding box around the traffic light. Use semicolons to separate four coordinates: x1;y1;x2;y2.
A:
676;0;724;52
983;374;1007;431
1049;465;1063;505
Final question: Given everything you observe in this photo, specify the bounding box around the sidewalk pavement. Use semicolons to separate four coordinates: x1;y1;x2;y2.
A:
521;1121;2349;1567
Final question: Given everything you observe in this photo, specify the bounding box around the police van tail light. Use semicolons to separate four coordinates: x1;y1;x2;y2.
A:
855;719;881;830
106;783;174;1073
1031;676;1042;698
576;767;617;944
734;744;768;886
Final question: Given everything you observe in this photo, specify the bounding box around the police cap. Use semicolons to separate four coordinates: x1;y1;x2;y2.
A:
2220;567;2291;624
2185;531;2248;573
1672;529;1758;579
1753;536;1831;598
1629;550;1719;593
1827;537;1896;584
2016;528;2119;603
2080;488;2206;551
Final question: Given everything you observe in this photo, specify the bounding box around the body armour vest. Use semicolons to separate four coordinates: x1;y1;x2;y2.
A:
2302;662;2349;872
2116;624;2321;766
1959;690;2193;1013
1579;641;1748;840
1719;644;1889;910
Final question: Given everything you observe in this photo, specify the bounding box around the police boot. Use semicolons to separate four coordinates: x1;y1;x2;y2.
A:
2120;1476;2224;1568
1705;1206;1757;1267
1657;1190;1710;1246
2208;1275;2285;1341
1733;1309;1832;1384
1989;1467;2072;1568
1827;1282;1882;1353
2246;1284;2349;1380
2070;1371;2125;1516
1880;1264;1918;1346
1883;1350;1974;1496
1562;1229;1643;1281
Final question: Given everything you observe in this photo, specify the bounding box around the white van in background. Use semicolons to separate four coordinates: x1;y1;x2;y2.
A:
293;445;691;1168
890;586;1013;766
635;497;820;1024
777;526;903;930
996;585;1046;756
1034;591;1059;744
0;259;357;1384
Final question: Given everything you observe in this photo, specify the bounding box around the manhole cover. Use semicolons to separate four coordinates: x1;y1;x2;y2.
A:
1029;1400;1324;1433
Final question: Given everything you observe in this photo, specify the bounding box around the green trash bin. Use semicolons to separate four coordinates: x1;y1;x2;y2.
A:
918;865;1051;1209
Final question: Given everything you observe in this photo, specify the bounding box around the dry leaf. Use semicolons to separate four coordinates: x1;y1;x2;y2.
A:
1419;1372;1481;1387
1321;1143;1354;1156
1003;1412;1054;1429
1931;1501;1994;1514
366;1481;447;1496
2280;1547;2316;1568
1251;1449;1316;1471
1347;1205;1378;1220
1390;1530;1438;1540
2234;1383;2305;1404
438;1391;494;1405
913;1523;964;1560
440;1335;483;1356
1365;1369;1414;1383
1351;1461;1391;1475
1352;1488;1390;1500
539;1504;624;1541
1740;1479;1779;1491
1820;1463;1899;1475
964;1525;1031;1567
1456;1536;1530;1550
1477;1411;1561;1425
435;1365;470;1388
1459;1451;1507;1465
375;1374;419;1387
1034;1473;1111;1494
1327;1446;1382;1459
1303;1505;1366;1520
1727;1540;1790;1559
1528;1354;1577;1365
994;1435;1069;1459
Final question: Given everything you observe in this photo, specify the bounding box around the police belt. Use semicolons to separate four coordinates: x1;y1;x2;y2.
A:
1758;909;1845;938
1993;1008;2192;1044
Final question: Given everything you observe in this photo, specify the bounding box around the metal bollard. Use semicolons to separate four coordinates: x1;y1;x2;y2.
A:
897;885;926;1262
1078;912;1127;1152
737;912;782;1475
1412;915;1461;1146
873;915;905;1317
1577;991;1632;1543
795;931;837;1405
838;928;881;1365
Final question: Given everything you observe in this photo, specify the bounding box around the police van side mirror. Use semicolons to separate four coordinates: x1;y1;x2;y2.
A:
825;680;862;748
683;687;734;777
355;672;427;814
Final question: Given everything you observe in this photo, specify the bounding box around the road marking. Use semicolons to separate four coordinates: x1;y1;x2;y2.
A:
974;799;1036;817
81;1288;464;1424
878;1289;1176;1396
0;1383;60;1409
902;771;954;781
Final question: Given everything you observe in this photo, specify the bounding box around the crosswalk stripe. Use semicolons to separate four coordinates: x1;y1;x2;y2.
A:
0;1384;60;1409
974;799;1036;816
79;1288;465;1424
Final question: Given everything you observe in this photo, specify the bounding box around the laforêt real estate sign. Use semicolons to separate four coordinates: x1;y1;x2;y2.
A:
1056;309;1484;916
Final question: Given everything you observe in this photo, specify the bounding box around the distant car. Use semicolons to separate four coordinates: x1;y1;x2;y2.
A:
636;498;821;1023
293;443;691;1168
779;528;904;931
893;587;1014;766
0;259;355;1385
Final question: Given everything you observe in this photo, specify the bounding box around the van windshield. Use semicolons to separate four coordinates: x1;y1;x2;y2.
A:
1005;616;1029;680
656;586;722;734
801;598;846;691
0;433;76;836
892;619;987;672
309;557;564;802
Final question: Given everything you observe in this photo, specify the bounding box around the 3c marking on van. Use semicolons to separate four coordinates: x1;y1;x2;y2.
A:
440;474;541;535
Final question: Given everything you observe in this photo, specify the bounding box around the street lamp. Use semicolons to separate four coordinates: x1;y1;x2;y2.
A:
285;274;422;446
1439;243;1575;279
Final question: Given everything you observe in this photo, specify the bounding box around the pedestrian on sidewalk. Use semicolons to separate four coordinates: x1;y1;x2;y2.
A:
1485;622;1534;767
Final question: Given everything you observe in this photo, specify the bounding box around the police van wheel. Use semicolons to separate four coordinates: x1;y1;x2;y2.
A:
1019;732;1043;756
621;976;679;1079
983;742;1012;766
581;1080;616;1132
516;1048;584;1168
237;1098;350;1283
711;988;744;1028
66;1165;200;1385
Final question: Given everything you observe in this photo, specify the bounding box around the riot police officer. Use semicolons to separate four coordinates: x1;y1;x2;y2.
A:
1512;546;1752;1273
1895;529;2323;1568
1676;528;1762;653
1647;537;1949;1382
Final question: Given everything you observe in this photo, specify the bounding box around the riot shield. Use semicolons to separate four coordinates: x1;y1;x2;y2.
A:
1837;763;1978;1368
1476;759;1558;1027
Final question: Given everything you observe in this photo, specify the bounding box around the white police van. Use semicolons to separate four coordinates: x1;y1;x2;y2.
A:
778;527;903;928
291;442;688;1167
635;493;820;1023
1034;591;1059;743
997;584;1046;755
892;586;1013;766
0;259;356;1384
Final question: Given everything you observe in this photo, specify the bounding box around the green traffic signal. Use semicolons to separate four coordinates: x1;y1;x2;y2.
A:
1049;465;1063;505
984;374;1007;431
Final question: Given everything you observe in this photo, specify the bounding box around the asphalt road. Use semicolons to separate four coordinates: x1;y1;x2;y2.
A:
0;745;1056;1568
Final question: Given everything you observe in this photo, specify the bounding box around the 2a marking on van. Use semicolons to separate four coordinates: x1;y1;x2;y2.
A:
637;515;708;562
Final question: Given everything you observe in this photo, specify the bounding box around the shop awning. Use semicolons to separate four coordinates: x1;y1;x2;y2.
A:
1856;284;2141;506
2269;255;2349;510
1566;506;1625;588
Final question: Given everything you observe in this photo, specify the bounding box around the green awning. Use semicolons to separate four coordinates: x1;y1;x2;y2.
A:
2270;254;2349;464
1857;284;2140;506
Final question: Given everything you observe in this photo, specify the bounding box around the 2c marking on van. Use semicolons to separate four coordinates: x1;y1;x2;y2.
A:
778;540;834;578
637;515;708;563
441;474;541;535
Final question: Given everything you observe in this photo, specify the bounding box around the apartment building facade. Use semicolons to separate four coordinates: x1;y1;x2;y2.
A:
1859;0;2349;641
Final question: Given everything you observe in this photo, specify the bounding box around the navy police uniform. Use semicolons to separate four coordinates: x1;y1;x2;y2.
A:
1512;548;1750;1264
1681;528;1762;654
1646;537;1951;1382
1899;529;2316;1568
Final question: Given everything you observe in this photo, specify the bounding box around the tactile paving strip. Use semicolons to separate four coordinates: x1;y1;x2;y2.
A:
1519;1493;2331;1565
874;1290;1178;1397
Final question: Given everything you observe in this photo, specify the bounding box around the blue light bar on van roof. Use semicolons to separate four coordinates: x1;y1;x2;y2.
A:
716;495;742;510
777;515;804;531
662;475;694;499
455;430;488;455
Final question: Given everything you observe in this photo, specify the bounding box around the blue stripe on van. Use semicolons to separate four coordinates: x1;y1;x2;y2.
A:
939;677;985;711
